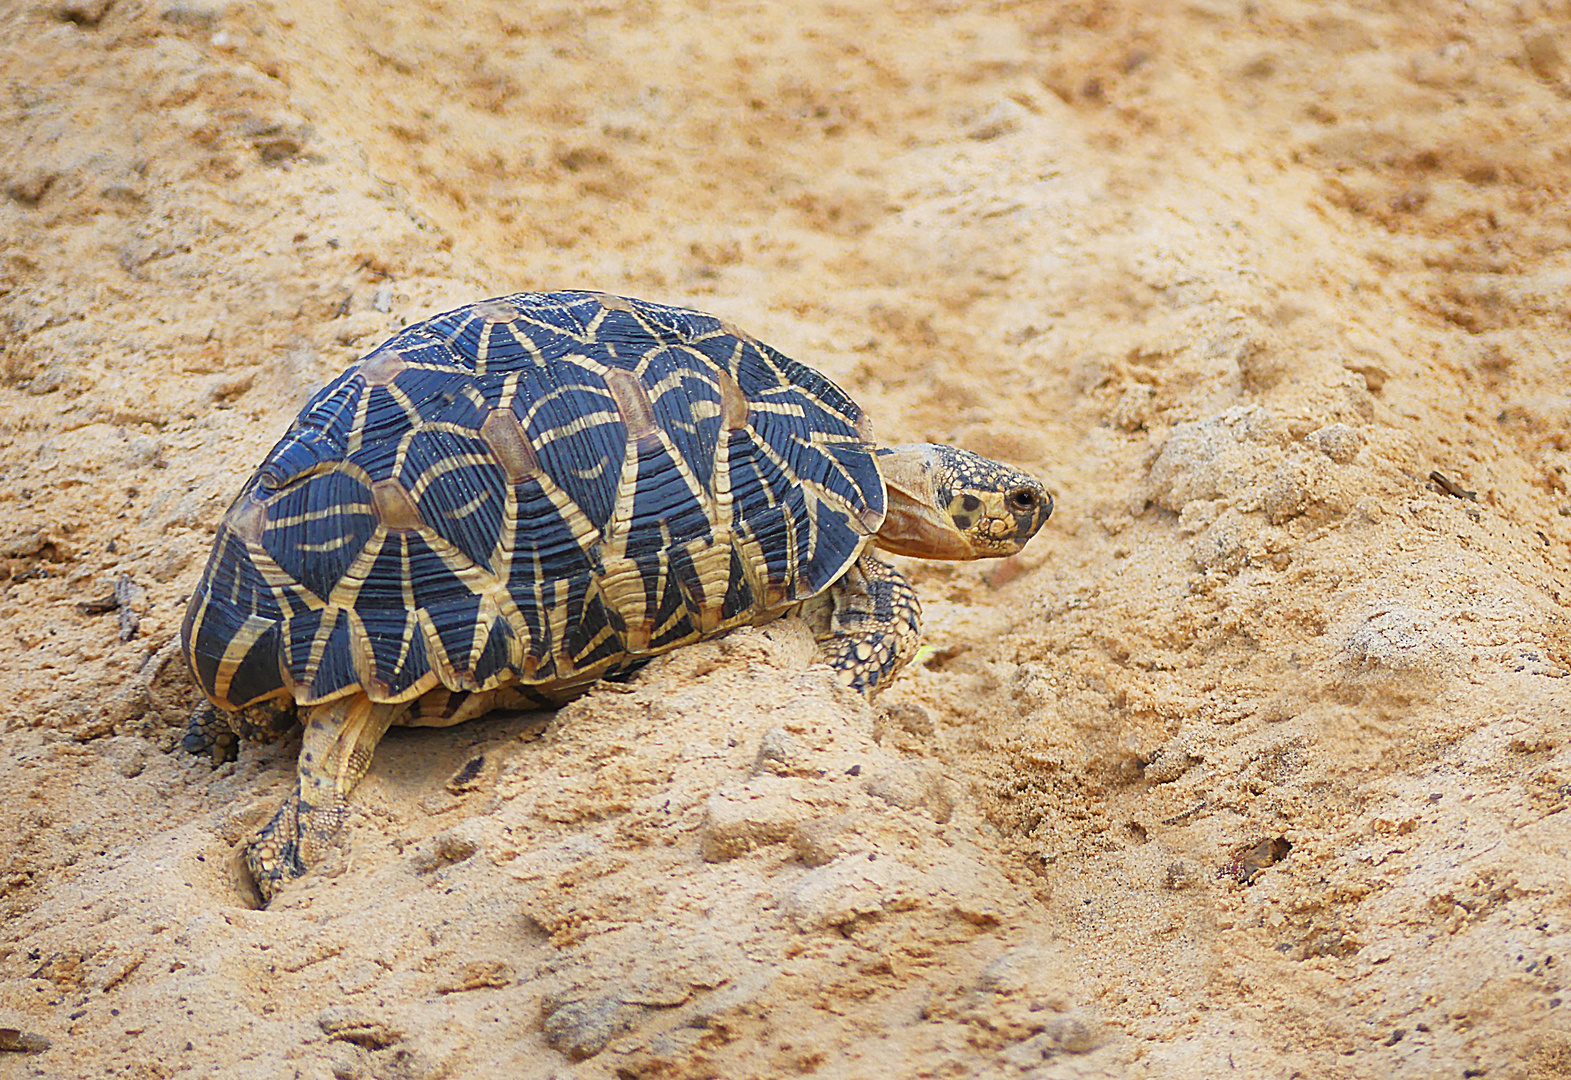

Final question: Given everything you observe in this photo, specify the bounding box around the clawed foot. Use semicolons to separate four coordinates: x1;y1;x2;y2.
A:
245;789;349;903
240;695;397;905
183;704;239;764
183;699;298;765
814;554;923;697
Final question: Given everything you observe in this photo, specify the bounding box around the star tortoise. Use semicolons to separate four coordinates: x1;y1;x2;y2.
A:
181;291;1051;902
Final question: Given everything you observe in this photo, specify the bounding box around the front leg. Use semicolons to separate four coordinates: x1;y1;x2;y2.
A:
811;553;922;696
246;694;400;903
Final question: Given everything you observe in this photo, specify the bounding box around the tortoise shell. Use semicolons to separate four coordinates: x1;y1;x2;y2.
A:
182;292;886;712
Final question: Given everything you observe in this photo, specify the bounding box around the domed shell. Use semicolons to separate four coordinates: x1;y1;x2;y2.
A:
182;291;886;711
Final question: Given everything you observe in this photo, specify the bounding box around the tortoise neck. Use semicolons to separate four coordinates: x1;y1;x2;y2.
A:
872;445;978;560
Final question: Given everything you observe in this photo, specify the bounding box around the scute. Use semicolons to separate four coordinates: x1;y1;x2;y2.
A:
473;616;518;688
257;424;343;493
627;443;710;558
308;612;359;701
429;593;485;687
400;429;509;571
182;291;887;712
361;608;430;700
261;470;376;602
226;621;287;706
641;345;728;491
513;362;625;532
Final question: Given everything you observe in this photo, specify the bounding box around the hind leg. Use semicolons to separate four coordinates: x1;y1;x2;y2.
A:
183;698;297;764
246;694;400;903
811;554;923;696
183;704;240;764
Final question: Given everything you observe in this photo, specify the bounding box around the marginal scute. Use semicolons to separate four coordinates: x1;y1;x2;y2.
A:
371;479;424;531
762;582;790;609
358;349;407;387
719;319;757;344
479;407;540;483
603;368;659;442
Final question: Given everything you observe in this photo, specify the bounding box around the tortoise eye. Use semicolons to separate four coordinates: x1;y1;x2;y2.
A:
1007;488;1039;513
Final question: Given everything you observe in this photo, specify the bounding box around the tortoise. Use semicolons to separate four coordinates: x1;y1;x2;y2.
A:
181;291;1051;902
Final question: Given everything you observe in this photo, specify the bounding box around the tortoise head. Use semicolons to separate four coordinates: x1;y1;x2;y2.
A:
872;444;1052;560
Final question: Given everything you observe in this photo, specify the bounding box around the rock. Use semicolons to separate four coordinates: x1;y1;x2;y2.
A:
0;528;66;561
0;1028;51;1053
791;813;867;867
780;851;921;930
864;761;953;823
966;99;1029;141
53;0;114;26
435;960;513;994
1263;458;1313;524
1189;507;1252;572
699;777;816;861
542;996;646;1060
1526;29;1564;79
98;736;148;778
1163;862;1199;890
333;311;391;347
1144;743;1196;784
158;0;228;26
974;946;1072;1005
1145;406;1287;515
1048;1012;1104;1054
317;1007;402;1050
408;828;479;874
752;726;812;777
114;574;145;642
1342;605;1459;675
878;702;934;738
324;1041;369;1080
4;168;57;205
1307;422;1363;463
945;946;1103;1053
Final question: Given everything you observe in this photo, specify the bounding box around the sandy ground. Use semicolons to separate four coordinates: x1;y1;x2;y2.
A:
3;0;1571;1076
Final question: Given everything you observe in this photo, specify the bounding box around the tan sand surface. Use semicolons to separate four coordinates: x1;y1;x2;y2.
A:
3;1;1571;1076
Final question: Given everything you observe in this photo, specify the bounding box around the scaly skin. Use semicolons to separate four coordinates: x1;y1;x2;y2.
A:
810;554;924;696
245;697;399;902
810;444;1050;698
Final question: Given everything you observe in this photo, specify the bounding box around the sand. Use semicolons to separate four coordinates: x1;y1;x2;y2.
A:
3;0;1570;1076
